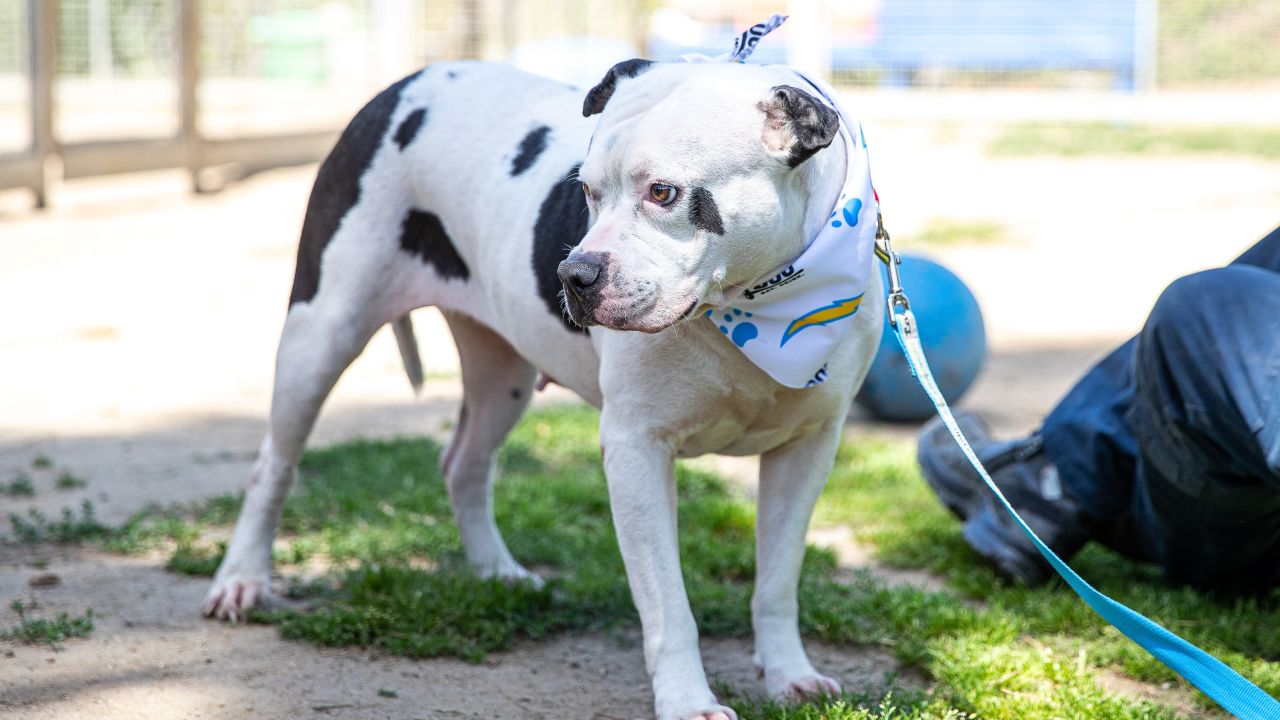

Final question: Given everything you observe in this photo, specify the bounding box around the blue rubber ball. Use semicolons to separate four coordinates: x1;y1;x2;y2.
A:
855;253;987;422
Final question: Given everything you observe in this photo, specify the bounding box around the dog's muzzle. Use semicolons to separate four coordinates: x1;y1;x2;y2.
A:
558;253;607;327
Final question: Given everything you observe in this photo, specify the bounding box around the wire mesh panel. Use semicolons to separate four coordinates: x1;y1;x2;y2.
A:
648;0;1280;91
0;0;29;153
199;0;376;138
54;0;180;143
1159;0;1280;87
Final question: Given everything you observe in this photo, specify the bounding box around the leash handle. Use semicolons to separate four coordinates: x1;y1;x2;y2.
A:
883;249;1280;718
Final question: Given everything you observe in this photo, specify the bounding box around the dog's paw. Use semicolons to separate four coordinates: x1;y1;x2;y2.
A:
476;560;545;589
760;668;841;701
656;687;737;720
202;572;278;622
683;709;736;720
662;705;736;720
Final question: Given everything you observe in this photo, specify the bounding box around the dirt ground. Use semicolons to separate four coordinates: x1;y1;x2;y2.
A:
2;96;1278;718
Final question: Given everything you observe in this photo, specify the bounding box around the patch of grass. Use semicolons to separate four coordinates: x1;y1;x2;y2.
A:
989;122;1280;159
818;435;1280;711
166;541;226;576
31;455;52;470
137;405;1231;719
3;473;35;497
7;500;110;544
55;471;87;490
723;688;968;720
912;220;1008;248
0;600;94;646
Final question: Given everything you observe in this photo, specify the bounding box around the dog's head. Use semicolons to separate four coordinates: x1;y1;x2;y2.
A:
558;59;841;332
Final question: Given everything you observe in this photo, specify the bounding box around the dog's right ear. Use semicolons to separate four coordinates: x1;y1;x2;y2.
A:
583;59;655;117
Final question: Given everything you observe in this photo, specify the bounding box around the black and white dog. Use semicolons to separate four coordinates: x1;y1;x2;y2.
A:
204;59;883;720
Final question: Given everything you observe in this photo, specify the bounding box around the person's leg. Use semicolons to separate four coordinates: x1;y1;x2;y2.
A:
1041;224;1280;526
1230;224;1280;271
1124;265;1280;590
919;227;1280;586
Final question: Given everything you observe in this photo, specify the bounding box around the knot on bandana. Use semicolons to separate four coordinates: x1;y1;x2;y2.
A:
678;13;788;64
731;14;788;62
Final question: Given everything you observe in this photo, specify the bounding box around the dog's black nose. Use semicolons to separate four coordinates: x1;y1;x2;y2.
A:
558;259;602;296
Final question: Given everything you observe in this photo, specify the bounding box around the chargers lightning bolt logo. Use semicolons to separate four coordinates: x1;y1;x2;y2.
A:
780;294;864;347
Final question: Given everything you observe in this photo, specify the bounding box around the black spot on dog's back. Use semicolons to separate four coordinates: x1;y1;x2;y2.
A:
689;187;725;235
400;209;470;280
510;125;551;176
393;107;427;150
532;165;591;332
289;71;422;306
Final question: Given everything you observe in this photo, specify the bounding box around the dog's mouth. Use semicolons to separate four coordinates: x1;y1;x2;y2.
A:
564;291;702;334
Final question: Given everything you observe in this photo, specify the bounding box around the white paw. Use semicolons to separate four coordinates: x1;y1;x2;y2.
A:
656;686;737;720
202;571;278;622
761;667;842;701
476;559;545;589
684;709;736;720
661;704;736;720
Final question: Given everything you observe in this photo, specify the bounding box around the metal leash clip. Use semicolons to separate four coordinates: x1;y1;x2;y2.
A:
875;212;911;328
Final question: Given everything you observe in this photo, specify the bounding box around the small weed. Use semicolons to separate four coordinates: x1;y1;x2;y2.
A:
166;542;226;576
55;471;86;490
3;473;35;498
0;600;94;646
31;455;53;470
377;688;398;698
7;500;110;544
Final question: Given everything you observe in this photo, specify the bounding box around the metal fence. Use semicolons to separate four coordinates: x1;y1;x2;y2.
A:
1;0;1276;208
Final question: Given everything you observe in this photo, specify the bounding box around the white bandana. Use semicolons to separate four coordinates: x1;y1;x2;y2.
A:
691;17;880;389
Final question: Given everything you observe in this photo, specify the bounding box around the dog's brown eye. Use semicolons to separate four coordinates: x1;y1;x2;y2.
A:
649;183;677;206
582;183;591;198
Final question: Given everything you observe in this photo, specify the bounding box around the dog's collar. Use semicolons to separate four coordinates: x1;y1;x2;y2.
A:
704;70;879;389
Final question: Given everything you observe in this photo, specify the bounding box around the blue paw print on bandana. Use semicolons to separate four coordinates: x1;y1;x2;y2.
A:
707;308;758;347
830;197;862;228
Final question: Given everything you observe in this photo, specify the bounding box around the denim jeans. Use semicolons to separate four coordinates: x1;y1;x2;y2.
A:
1040;225;1280;591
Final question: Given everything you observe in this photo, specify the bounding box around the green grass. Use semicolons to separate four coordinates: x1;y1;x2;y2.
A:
6;500;110;544
55;471;87;490
20;405;1273;717
3;472;35;497
990;122;1280;159
912;220;1009;248
0;600;94;646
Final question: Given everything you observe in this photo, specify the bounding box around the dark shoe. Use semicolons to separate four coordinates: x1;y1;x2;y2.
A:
917;411;1089;586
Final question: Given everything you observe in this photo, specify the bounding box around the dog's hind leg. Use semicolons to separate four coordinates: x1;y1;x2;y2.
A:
203;292;388;621
439;309;540;583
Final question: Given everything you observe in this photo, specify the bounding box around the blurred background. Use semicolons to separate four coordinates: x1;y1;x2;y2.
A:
2;0;1278;204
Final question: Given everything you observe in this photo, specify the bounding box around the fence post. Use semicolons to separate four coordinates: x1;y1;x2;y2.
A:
29;0;56;208
178;0;203;191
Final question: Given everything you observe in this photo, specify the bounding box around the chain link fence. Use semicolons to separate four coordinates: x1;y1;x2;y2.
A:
0;0;29;153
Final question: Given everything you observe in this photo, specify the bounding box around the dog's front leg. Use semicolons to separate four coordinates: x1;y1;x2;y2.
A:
600;422;736;720
753;422;844;700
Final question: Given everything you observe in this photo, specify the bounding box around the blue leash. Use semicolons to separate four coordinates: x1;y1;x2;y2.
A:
877;229;1280;718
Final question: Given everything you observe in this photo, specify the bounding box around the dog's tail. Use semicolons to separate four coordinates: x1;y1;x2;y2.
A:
390;314;425;395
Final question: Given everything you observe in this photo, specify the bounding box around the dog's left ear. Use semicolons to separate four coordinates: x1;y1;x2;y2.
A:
583;59;655;117
758;85;840;168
